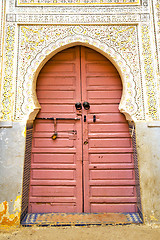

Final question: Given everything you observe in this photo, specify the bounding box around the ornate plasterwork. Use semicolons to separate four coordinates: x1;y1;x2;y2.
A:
1;23;16;120
8;0;148;14
13;24;144;121
141;24;158;120
6;13;150;24
16;0;140;5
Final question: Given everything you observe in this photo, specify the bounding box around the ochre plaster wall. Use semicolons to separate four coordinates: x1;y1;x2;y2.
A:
0;0;160;226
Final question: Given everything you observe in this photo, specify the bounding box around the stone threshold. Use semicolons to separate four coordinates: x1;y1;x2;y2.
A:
21;212;143;226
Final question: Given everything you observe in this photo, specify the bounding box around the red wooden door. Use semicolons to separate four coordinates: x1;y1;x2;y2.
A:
29;46;137;213
81;47;137;213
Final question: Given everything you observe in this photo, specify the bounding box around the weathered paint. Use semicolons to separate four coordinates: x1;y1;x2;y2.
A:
0;122;26;226
0;196;21;226
135;122;160;224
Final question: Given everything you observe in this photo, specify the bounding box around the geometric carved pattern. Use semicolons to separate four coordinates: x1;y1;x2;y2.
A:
16;0;140;5
141;24;158;120
14;25;144;121
0;0;159;121
0;23;15;120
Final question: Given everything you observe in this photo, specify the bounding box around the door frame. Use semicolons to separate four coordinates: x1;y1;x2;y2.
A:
21;44;142;222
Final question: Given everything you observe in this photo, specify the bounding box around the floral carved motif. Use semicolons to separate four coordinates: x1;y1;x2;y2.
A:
141;24;158;120
1;24;15;120
14;25;144;121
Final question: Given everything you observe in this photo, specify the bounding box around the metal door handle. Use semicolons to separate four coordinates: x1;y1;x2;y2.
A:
75;102;82;110
83;102;90;110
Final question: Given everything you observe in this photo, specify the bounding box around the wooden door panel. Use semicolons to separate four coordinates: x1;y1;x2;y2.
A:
29;47;83;213
32;170;75;180
32;153;75;164
91;204;137;213
81;46;137;213
90;170;134;180
89;153;133;163
37;76;76;88
90;186;136;197
87;76;122;88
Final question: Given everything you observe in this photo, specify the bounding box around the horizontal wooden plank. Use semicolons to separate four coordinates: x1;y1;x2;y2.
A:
32;154;75;164
50;51;76;61
31;164;76;169
90;186;136;197
88;113;126;123
88;133;130;138
89;123;129;132
37;90;75;99
31;186;75;197
87;76;122;87
29;203;77;213
29;197;76;203
30;180;77;186
89;138;131;148
90;204;137;213
85;50;108;61
32;169;75;180
88;90;122;99
88;148;133;153
89;153;133;163
90;170;134;180
34;123;75;132
89;163;134;169
37;76;75;86
35;99;76;104
90;197;137;203
41;63;75;74
89;180;136;186
39;104;75;113
32;148;77;153
88;99;121;104
36;113;78;119
33;138;74;148
86;63;119;74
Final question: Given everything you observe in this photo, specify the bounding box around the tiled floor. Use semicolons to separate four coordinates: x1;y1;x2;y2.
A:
21;213;143;226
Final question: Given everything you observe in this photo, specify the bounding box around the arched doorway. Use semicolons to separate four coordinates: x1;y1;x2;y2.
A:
29;46;137;213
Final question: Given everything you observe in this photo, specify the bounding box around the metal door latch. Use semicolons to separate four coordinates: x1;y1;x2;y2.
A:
36;117;80;140
52;118;57;140
93;115;96;122
68;130;77;140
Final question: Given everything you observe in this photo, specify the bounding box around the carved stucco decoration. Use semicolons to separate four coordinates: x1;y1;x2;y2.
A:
16;0;140;5
13;24;144;121
0;23;16;121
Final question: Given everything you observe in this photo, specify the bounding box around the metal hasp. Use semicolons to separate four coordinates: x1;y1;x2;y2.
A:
93;115;96;122
36;117;80;140
83;101;90;110
52;118;57;140
37;117;80;120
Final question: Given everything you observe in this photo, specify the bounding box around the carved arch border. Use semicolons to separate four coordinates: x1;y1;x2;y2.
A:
20;35;138;122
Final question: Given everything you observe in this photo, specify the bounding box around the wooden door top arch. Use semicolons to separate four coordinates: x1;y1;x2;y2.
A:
21;40;137;122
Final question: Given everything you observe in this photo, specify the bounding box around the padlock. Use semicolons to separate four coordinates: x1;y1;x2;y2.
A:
52;132;57;140
84;140;88;145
